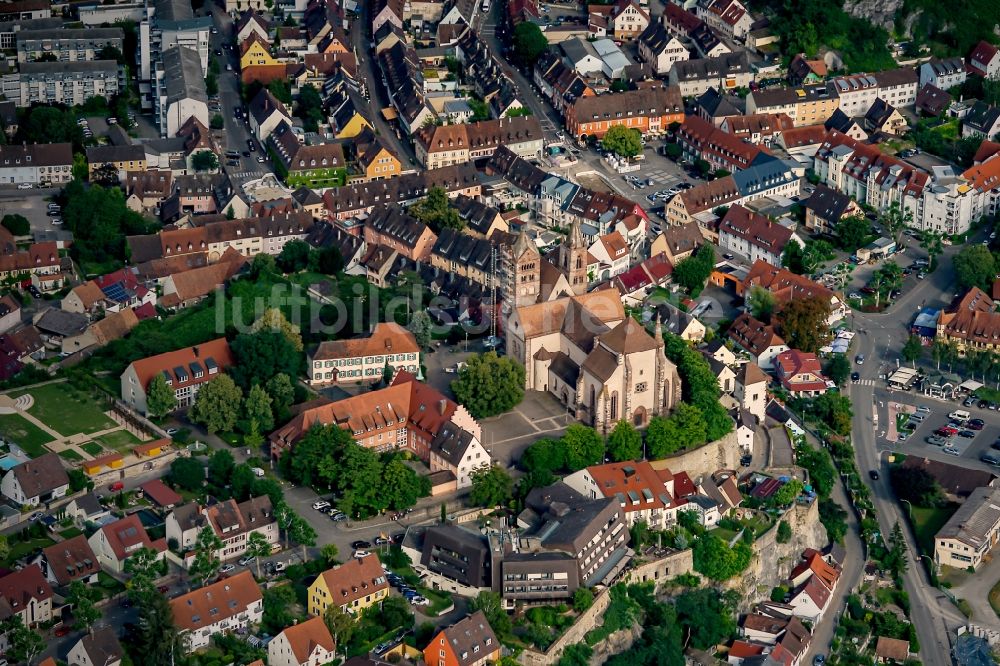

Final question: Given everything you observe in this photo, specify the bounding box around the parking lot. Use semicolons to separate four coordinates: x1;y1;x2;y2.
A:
887;397;1000;472
0;189;63;235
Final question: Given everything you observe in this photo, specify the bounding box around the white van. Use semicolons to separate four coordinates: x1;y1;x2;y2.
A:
948;410;971;422
250;467;265;478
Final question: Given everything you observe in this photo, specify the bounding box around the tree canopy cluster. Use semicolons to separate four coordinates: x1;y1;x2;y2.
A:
520;424;606;488
601;125;643;159
409;186;463;232
671;244;715;294
954;244;996;292
63;180;158;272
282;423;430;518
774;294;834;354
662;333;733;442
450;352;525;419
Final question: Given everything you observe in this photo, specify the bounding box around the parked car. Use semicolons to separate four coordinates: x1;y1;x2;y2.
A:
959;430;977;438
981;454;1000;466
351;540;372;549
219;564;235;574
943;446;961;456
108;481;124;492
238;556;253;566
969;418;985;429
353;550;369;558
312;500;331;511
869;470;880;480
915;405;931;414
925;435;947;446
936;426;957;436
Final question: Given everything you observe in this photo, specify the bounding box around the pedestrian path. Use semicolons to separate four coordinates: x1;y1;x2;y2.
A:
230;169;268;181
854;378;876;387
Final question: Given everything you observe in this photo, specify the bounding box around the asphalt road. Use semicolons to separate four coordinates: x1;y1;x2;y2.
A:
847;236;977;665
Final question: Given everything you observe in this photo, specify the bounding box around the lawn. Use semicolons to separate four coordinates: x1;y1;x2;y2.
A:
93;429;145;452
96;571;125;599
80;441;105;457
58;527;83;539
2;536;55;567
910;503;959;556
58;449;83;462
0;413;54;457
11;382;116;436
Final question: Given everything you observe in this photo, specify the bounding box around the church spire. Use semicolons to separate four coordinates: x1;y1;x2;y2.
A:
568;219;585;249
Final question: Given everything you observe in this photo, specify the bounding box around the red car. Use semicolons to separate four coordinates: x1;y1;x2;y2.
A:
936;426;958;436
158;585;170;594
54;625;70;637
108;481;124;492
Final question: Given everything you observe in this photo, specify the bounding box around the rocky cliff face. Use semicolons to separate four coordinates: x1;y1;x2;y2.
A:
724;501;829;607
842;0;911;36
588;626;643;666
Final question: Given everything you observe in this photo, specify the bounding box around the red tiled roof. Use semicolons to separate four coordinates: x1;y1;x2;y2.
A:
141;479;183;507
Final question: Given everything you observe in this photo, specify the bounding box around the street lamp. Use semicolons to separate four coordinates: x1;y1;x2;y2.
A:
899;498;914;520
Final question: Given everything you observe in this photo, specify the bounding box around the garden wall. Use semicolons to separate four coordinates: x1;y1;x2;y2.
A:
648;430;740;479
624;548;694;586
518;589;613;666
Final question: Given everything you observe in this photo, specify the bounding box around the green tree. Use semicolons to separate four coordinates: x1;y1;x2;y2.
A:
267;373;295;421
207;449;235;488
607;419;642;462
191;149;219;171
512;21;548;66
188;526;223;589
692;533;752;581
210;114;224;129
819;498;848;543
674;587;738;649
409;186;463;232
190;374;242;434
67;579;102;633
407;310;433;348
0;535;9;563
770;479;804;506
244;530;272;578
833;215;872;252
954;244;996;291
295;83;325;133
205;73;218;96
880;201;913;246
283;423;355;489
124;547;162;603
321;543;339;565
1;214;29;236
276;239;311;273
323;603;356;652
775;294;833;353
919;230;944;267
250;308;304;352
747;286;777;323
562;424;605;471
244;384;275;432
230;330;301;390
825;353;850;387
672;244;715;294
450;352;525;418
288;514;317;562
170;457;205;491
902;335;923;364
795;444;836;498
60;180;155;270
2;616;44;664
889;465;944;508
776;520;792;543
146;374;177;418
572;588;594;612
250;253;277;278
381;456;430;510
781;241;806;274
22;106;83;147
646;403;707;459
601;124;643;158
469;465;514;507
132;588;184;666
469;591;512;639
809;392;853;436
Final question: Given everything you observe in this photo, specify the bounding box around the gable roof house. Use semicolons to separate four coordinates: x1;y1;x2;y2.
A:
775;349;829;396
0;564;53;627
918;57;966;91
718;204;801;267
864;98;908;136
34;533;100;588
87;513;166;574
0;452;69;507
968;40;1000;79
307;554;389;616
269;615;336;666
171;571;263;651
961;101;1000;140
637;21;688;76
66;626;124;666
743;259;847;326
119;337;233;415
728;312;788;370
248;88;293;143
422;611;500;666
668;50;753;97
802;185;862;234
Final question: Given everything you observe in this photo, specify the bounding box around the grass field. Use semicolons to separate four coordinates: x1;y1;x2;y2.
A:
58;449;83;462
94;429;145;452
911;503;959;555
2;536;55;567
80;442;105;457
0;413;53;457
11;382;116;436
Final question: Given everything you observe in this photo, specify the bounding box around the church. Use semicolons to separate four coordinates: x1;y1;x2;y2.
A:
505;222;681;433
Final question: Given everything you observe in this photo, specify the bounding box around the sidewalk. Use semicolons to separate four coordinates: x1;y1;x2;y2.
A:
952;554;1000;630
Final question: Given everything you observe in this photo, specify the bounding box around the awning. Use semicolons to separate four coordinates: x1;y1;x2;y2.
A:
381;107;398;120
960;380;983;391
